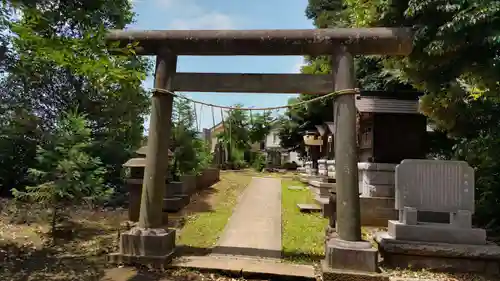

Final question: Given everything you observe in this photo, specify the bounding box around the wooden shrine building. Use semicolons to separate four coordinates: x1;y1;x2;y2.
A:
355;91;426;163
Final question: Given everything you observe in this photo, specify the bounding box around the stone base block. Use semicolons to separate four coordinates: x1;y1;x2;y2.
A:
318;196;396;227
388;220;487;245
315;195;331;218
324;237;379;272
108;227;176;269
180;175;197;195
376;232;500;274
163;196;189;212
309;181;334;197
309;177;328;184
299;174;310;183
310;180;335;188
360;197;397;227
360;184;394;198
321;260;388;281
309;185;319;194
165;181;185;197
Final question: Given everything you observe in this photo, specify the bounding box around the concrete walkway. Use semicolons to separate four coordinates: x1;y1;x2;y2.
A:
211;177;282;258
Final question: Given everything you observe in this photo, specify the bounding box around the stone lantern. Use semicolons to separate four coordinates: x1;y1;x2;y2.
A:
314;124;329;179
324;121;336;181
302;130;322;177
123;146;173;222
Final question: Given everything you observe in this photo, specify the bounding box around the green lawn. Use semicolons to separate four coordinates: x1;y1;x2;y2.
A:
281;179;328;263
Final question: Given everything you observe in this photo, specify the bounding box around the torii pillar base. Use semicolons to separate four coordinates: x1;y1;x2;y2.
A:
108;227;176;269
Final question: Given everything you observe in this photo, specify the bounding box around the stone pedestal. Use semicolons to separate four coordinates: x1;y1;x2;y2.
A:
377;160;500;274
310;180;336;218
318;159;328;179
300;161;313;183
300;161;317;183
376;232;500;274
108;227;176;268
323;162;397;227
358;162;398;226
388;218;487;245
163;182;190;213
310;180;335;197
322;236;384;280
327;160;336;181
305;161;312;175
180;174;197;195
358;162;395;197
196;168;220;190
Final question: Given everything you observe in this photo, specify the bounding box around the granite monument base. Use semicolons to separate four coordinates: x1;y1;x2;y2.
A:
388;220;487;245
376;232;500;274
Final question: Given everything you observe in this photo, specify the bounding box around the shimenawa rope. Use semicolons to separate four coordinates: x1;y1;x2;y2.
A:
151;88;359;111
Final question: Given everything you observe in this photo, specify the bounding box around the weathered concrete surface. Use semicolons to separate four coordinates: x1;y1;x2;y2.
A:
172;255;315;280
211;177;282;258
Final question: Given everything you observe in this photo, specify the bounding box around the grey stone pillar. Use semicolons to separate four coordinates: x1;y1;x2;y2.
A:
323;47;378;274
108;49;176;268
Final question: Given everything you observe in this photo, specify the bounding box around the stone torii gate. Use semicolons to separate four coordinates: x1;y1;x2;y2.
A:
105;28;413;273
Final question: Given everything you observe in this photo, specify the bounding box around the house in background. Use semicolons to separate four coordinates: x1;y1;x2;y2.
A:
203;120;302;167
264;122;303;167
203;121;225;153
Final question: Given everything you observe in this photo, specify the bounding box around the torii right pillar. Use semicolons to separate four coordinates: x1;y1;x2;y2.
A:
322;47;379;276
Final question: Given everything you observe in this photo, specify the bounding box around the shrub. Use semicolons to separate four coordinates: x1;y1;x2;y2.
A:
252;153;266;172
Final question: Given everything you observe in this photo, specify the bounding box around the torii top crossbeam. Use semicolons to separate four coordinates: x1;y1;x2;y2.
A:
105;28;413;56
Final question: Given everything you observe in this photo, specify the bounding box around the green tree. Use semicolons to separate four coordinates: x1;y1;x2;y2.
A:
248;111;274;144
278;0;415;155
11;112;112;239
216;106;250;167
171;96;213;179
298;0;500;231
219;106;250;151
171;97;200;179
215;106;275;168
0;0;150;195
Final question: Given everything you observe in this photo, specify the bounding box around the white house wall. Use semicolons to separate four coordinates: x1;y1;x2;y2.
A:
265;129;281;149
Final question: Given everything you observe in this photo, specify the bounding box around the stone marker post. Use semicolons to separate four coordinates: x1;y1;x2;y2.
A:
323;47;379;274
108;49;177;267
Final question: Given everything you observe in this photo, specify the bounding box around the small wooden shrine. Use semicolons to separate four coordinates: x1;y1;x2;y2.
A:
355;91;426;163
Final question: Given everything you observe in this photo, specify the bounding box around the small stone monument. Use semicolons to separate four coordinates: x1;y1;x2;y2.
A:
122;146;175;221
377;159;500;273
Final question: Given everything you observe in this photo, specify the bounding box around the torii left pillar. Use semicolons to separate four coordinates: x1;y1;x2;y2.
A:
108;49;177;268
